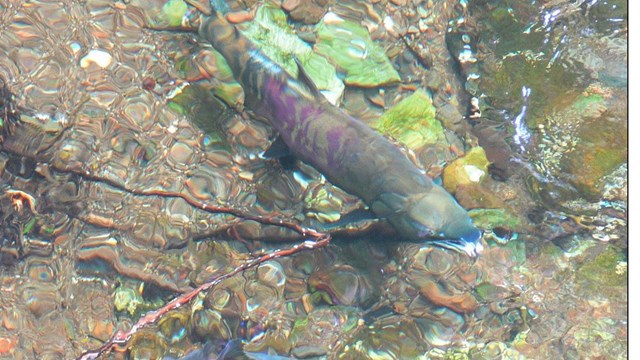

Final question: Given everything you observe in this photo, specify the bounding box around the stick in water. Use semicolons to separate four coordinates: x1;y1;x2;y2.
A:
77;234;331;360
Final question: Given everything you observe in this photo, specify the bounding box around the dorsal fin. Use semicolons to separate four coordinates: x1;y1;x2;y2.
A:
293;55;321;96
261;135;292;159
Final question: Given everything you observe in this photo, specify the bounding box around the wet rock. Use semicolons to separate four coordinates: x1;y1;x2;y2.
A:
469;208;522;232
308;264;373;307
0;337;17;356
471;119;517;180
315;12;401;87
442;146;490;194
282;0;335;24
454;182;505;210
373;90;446;151
559;115;627;201
576;246;627;290
239;3;344;104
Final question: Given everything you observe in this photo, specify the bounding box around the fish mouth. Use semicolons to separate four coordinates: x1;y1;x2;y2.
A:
431;239;484;257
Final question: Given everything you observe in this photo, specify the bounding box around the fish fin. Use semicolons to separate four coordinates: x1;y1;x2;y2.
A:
218;339;250;360
293;56;321;97
262;136;292;159
337;208;380;225
371;192;406;216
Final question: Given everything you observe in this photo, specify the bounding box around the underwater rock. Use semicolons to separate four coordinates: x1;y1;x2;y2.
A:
128;329;168;359
469;341;526;359
372;90;447;152
469;208;522;232
442;146;490;194
282;0;335;24
559;116;627;200
576;246;627;289
471;119;517;180
288;307;361;357
239;3;344;104
342;315;433;358
454;183;505;210
308;264;373;307
315;12;401;87
133;0;191;28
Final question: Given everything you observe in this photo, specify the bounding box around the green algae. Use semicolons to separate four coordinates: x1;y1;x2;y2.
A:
372;90;446;151
239;3;344;104
114;286;144;316
468;1;588;121
576;246;627;288
114;284;167;317
481;54;585;124
167;84;231;151
560;119;627;200
159;0;189;27
442;147;490;194
468;208;522;231
315;13;401;87
531;89;624;200
474;282;511;303
570;94;607;119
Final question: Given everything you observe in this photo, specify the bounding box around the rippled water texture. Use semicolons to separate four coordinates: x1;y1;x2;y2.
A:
0;0;627;359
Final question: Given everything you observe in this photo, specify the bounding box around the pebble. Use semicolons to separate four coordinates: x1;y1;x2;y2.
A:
226;10;254;24
282;0;301;12
419;19;429;32
79;49;112;69
0;337;16;355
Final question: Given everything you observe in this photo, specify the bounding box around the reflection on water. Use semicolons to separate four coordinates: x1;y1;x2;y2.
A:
0;0;626;359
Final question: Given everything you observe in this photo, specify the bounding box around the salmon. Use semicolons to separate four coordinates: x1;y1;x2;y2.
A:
199;7;483;256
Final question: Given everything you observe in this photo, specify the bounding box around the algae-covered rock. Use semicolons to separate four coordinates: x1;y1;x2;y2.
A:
576;246;627;289
442;147;490;194
239;3;344;104
372;90;446;151
469;208;522;231
161;0;188;27
134;0;190;28
315;12;401;87
114;284;165;317
454;183;505;210
530;89;626;201
167;83;231;151
560;117;627;201
282;0;335;24
114;286;144;316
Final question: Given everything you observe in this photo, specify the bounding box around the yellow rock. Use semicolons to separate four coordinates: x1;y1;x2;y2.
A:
442;147;490;193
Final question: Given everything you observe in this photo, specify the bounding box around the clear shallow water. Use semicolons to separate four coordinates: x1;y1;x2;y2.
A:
0;0;626;359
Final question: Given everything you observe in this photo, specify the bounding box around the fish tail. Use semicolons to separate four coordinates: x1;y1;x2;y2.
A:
199;2;289;105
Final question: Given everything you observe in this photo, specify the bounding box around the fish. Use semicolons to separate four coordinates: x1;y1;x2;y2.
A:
198;4;483;256
166;339;293;360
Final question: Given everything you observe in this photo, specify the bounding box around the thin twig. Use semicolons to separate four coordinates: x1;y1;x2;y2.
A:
77;234;331;360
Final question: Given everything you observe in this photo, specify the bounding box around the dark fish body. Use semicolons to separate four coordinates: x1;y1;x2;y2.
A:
167;339;292;360
199;11;482;255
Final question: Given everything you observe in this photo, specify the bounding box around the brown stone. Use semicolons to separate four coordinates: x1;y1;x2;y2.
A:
420;280;478;313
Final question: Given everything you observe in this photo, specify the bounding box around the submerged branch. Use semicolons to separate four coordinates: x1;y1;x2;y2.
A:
77;234;331;360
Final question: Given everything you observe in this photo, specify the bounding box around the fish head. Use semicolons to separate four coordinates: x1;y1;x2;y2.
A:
391;187;484;257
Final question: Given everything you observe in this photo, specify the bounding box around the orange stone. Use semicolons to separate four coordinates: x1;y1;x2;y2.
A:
226;10;254;24
420;280;478;313
92;320;115;341
0;337;16;354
